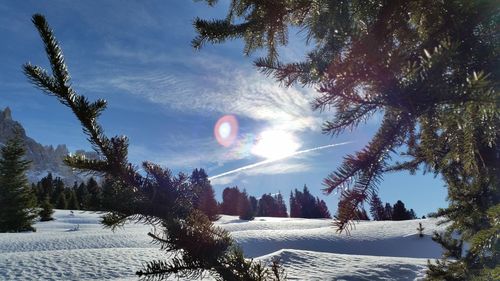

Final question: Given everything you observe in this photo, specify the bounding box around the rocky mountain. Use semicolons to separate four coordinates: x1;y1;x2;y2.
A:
0;107;97;184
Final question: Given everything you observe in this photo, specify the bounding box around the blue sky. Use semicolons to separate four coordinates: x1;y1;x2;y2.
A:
0;0;447;216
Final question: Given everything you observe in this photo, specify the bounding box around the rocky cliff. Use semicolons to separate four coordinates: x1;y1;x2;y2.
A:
0;107;96;184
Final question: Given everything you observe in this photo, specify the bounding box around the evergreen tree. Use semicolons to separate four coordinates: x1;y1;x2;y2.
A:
275;193;288;217
24;14;284;280
56;192;67;209
354;207;370;221
194;1;499;278
299;185;316;218
76;182;90;210
417;222;425;238
289;186;331;219
221;186;241;215
100;178;116;210
384;203;393;221
197;184;220;221
40;172;53;201
392;200;410;221
86;177;101;210
369;193;386;221
189;168;219;221
257;194;274;217
316;198;331;219
188;168;207;206
0;137;38;232
51;177;65;205
249;195;258;217
257;193;287;217
289;190;301;218
66;189;79;210
238;190;254;220
301;186;330;218
408;209;417;220
31;182;42;203
39;196;54;221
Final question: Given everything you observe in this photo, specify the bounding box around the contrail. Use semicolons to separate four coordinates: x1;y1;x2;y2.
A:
208;141;352;180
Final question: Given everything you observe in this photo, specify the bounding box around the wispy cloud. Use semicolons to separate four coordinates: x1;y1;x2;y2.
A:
85;52;324;134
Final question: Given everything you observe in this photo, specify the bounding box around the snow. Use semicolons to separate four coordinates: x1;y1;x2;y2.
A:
0;210;447;280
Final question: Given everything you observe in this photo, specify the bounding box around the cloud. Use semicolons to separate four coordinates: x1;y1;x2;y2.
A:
76;47;331;171
127;133;253;171
210;173;240;186
85;53;324;134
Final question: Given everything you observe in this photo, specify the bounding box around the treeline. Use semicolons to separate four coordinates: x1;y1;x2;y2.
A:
290;185;331;219
368;194;418;221
31;173;104;211
218;185;332;220
30;169;417;223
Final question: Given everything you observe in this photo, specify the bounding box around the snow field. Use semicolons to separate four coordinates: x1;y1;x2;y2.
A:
0;210;447;280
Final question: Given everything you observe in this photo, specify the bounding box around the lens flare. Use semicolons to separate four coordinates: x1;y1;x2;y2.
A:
214;115;238;147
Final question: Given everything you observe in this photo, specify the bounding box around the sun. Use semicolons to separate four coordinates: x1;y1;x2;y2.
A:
251;129;300;160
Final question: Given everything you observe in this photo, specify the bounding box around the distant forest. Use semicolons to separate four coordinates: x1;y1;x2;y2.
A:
32;168;420;222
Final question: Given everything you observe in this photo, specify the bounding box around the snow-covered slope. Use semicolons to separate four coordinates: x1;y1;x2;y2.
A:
0;210;447;281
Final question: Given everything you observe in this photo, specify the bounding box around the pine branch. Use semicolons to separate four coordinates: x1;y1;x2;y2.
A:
324;112;409;231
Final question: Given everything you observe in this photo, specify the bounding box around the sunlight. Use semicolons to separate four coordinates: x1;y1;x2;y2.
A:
251;129;300;160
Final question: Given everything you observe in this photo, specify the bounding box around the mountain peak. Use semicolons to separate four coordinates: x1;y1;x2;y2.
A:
0;105;94;184
1;107;12;121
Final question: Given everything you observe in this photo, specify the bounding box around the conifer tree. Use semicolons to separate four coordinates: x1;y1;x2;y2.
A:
32;182;42;202
194;1;499;278
409;209;417;220
384;203;393;221
67;189;79;210
24;14;284;280
40;172;53;200
51;177;65;205
289;191;301;218
353;207;370;221
76;182;90;210
197;184;220;221
249;195;258;216
0;137;38;232
369;194;386;221
315;198;331;219
86;177;101;210
189;168;219;221
392;200;410;221
257;193;287;217
39;196;54;221
221;186;241;215
256;194;274;217
238;189;254;220
275;193;288;217
56;192;67;210
417;222;425;238
289;186;331;219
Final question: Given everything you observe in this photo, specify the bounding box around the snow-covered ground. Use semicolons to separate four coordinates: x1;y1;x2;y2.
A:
0;210;447;280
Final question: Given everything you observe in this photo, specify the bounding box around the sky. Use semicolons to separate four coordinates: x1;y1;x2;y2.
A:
0;0;448;217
